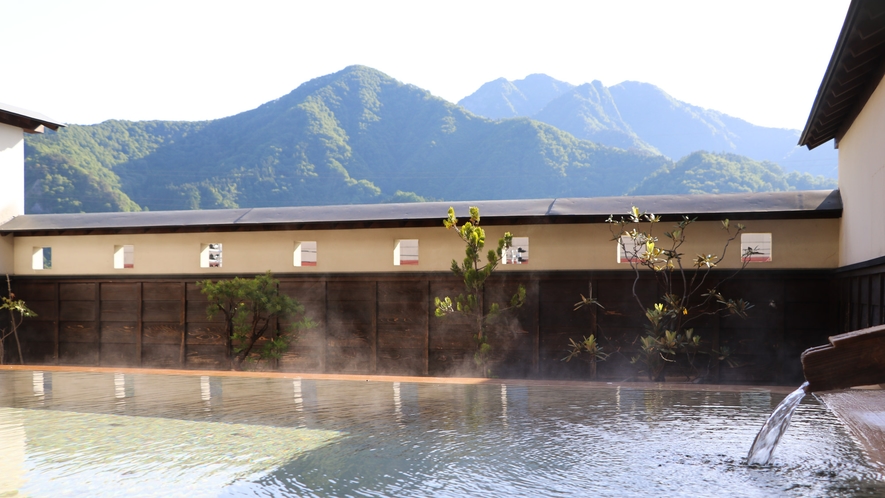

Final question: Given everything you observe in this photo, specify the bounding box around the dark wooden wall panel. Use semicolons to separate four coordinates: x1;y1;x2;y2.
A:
26;300;57;321
59;283;94;301
187;344;228;370
59;300;94;322
17;320;54;342
101;283;139;301
143;282;183;301
143;344;181;368
15;282;57;301
5;270;843;385
100;322;137;344
101;300;138;322
186;323;226;345
59;322;98;343
143;301;182;322
325;281;374;374
377;281;427;374
486;277;536;378
59;342;98;365
538;279;594;378
280;279;326;373
143;323;183;344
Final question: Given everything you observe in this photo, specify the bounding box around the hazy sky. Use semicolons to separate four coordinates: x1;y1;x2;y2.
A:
3;0;850;129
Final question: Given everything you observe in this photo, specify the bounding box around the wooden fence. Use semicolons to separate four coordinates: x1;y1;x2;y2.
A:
5;270;835;385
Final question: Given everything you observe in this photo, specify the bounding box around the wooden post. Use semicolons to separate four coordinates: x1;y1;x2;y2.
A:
370;281;378;374
425;280;430;376
136;282;143;367
532;278;540;376
321;279;327;373
53;282;59;365
179;281;186;367
95;282;102;366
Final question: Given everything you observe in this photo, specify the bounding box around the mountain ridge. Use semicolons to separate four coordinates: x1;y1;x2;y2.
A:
22;65;836;214
459;75;838;178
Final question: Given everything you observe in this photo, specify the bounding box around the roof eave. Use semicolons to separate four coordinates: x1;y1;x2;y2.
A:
799;0;862;149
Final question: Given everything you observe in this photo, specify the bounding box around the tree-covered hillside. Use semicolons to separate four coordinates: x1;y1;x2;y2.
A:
35;66;674;211
23;66;836;214
629;151;836;195
25;120;205;213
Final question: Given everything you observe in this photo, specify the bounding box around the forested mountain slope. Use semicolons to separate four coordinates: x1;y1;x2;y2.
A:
23;66;835;214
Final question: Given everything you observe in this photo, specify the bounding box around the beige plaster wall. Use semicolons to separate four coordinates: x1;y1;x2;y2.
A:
838;74;885;266
10;218;839;276
0;123;24;226
0;234;13;276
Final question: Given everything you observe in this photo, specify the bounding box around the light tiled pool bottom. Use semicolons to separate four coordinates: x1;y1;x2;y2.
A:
0;407;340;497
1;370;884;497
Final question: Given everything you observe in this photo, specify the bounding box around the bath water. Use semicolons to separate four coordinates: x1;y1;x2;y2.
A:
0;371;882;497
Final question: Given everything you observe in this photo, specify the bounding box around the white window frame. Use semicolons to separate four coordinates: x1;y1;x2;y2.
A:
114;245;135;269
502;236;529;265
394;239;419;266
294;241;317;267
201;243;223;268
617;234;647;264
32;247;51;270
741;233;772;263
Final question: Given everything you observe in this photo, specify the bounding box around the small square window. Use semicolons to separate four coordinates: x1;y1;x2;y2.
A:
502;237;529;264
114;245;134;269
294;241;317;267
741;233;772;262
394;239;419;266
32;247;51;270
201;243;223;268
617;234;647;264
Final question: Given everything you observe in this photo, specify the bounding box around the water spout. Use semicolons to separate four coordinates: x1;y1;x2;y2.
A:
747;381;809;465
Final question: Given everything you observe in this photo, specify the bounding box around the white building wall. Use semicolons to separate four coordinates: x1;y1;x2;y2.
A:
10;218;840;276
838;74;885;266
0;123;25;275
0;123;24;224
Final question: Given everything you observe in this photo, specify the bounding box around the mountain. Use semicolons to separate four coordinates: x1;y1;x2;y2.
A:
457;74;574;120
459;77;839;178
26;67;674;212
630;151;837;195
25;120;207;213
532;81;655;154
22;66;835;214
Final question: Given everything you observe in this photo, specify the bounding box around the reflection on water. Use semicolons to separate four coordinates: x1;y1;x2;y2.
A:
0;370;883;497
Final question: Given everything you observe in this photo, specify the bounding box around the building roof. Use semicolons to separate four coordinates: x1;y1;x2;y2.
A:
0;190;843;237
0;102;65;133
800;0;885;149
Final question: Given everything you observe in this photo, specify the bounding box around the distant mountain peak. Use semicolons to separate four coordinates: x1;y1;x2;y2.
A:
459;74;837;178
457;74;574;120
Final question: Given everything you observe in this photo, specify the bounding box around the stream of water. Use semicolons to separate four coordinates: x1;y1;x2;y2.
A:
747;381;809;465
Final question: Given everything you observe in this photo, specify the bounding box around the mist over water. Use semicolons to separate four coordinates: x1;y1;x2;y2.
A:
0;371;882;497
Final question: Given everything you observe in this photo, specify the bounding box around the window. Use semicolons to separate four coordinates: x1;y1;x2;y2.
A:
502;237;529;264
32;247;51;270
394;239;419;266
114;245;134;269
741;233;772;262
617;234;646;264
294;241;317;267
201;243;223;268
